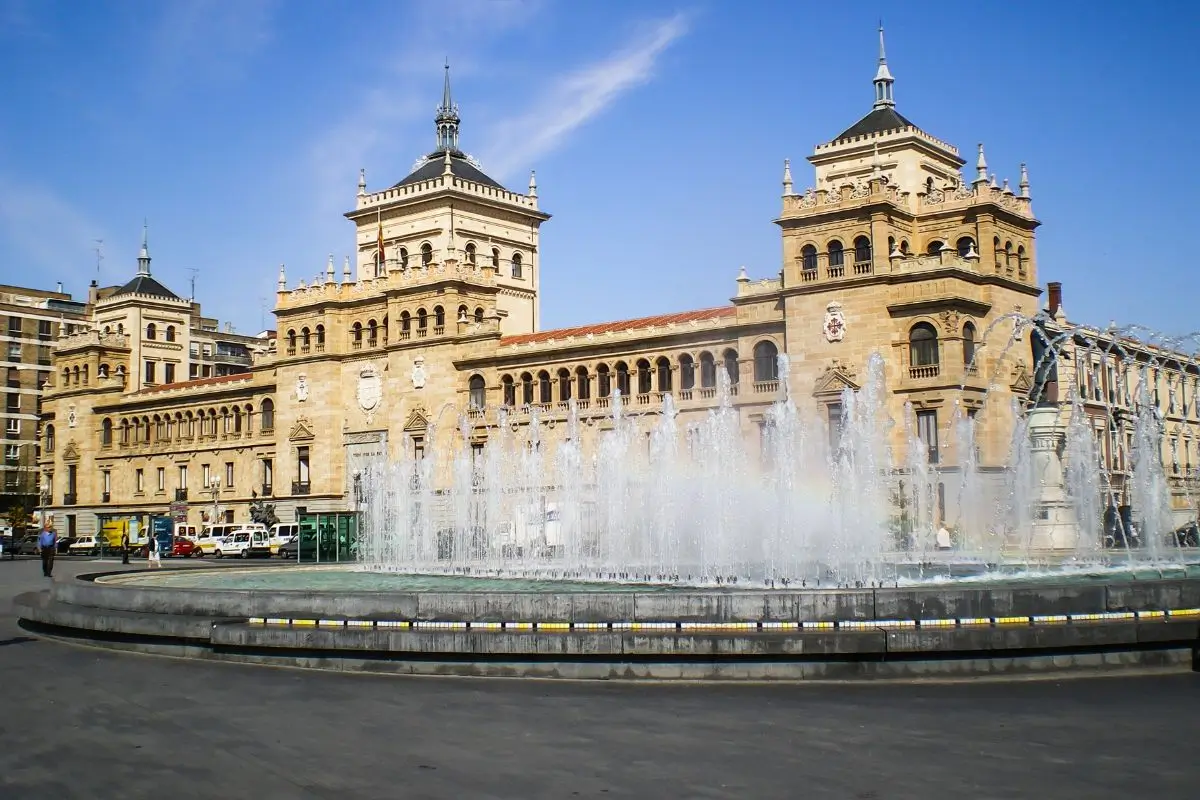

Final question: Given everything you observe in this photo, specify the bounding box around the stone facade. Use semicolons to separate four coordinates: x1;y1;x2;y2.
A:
36;37;1200;539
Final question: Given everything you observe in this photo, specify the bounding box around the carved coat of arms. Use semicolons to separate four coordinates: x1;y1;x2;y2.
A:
823;302;846;342
411;356;427;390
357;365;382;419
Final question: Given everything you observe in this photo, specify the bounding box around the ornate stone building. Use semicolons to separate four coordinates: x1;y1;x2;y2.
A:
37;35;1200;540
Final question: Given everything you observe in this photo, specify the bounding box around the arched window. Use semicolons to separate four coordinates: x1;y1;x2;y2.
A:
597;364;611;398
401;311;411;332
434;306;445;328
45;424;55;453
165;325;177;342
457;304;469;324
141;415;150;442
233;407;243;434
615;362;631;396
367;319;378;346
636;359;652;395
474;307;484;323
82;365;89;385
656;356;672;392
468;375;486;410
492;248;500;270
465;243;476;266
537;370;552;404
1017;245;1027;274
679;354;695;391
511;252;523;279
502;374;515;407
900;239;910;256
520;372;534;405
558;368;572;402
753;341;779;382
399;247;409;270
909;322;939;367
185;412;194;439
98;363;109;378
243;404;253;434
300;327;311;348
315;325;325;348
420;242;433;268
962;322;977;367
287;329;297;352
576;366;590;400
827;240;844;267
699;352;716;388
801;244;818;272
61;367;69;387
926;240;945;256
956;237;975;258
260;399;275;431
854;236;872;264
723;349;740;385
417;308;428;330
146;323;156;340
117;323;124;334
101;418;113;447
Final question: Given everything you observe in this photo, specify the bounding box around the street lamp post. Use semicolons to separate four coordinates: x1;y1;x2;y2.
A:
208;477;222;525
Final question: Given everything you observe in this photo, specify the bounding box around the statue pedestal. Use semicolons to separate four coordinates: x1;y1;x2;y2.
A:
1026;407;1080;551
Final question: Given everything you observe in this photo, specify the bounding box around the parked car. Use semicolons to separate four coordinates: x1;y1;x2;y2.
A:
68;535;98;555
277;535;316;560
268;523;299;555
15;535;40;555
56;536;78;554
171;536;202;558
214;528;270;559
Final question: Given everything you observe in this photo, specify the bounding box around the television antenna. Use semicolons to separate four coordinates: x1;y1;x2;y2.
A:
186;267;199;302
92;239;104;280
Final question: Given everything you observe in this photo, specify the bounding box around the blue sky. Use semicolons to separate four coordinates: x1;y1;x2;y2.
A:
0;0;1196;336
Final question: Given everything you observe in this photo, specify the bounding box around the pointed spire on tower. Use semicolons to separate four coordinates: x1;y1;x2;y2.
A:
342;256;351;283
435;60;461;153
137;220;151;275
782;158;793;195
873;23;895;109
357;168;366;197
277;264;287;291
974;143;988;185
326;254;335;283
1019;163;1031;198
528;169;538;198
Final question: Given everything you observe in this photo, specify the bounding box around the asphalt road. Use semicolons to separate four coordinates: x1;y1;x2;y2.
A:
1;557;1198;800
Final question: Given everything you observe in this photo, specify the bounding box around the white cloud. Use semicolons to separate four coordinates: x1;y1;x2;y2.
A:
478;12;691;179
0;173;108;287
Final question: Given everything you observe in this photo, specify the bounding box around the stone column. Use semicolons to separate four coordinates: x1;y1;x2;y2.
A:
1025;406;1079;551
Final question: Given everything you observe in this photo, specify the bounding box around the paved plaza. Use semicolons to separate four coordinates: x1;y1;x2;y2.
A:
0;558;1197;800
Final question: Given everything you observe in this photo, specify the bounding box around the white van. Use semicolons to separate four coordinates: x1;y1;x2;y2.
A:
268;523;299;555
214;527;271;559
195;524;239;555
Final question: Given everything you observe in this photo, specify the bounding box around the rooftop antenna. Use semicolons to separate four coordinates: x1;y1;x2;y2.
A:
186;267;199;302
259;296;268;331
92;239;104;281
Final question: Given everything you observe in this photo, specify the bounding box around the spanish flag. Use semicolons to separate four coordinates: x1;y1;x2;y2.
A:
376;212;385;265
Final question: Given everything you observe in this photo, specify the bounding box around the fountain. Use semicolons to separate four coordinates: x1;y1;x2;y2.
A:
19;312;1200;680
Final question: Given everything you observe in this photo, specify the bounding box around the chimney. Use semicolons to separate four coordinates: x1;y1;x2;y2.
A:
1047;282;1062;317
56;281;64;294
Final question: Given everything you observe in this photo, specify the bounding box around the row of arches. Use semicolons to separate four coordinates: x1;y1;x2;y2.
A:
800;237;872;271
467;342;783;409
144;323;177;342
373;242;527;281
98;399;276;447
60;363;121;388
285;305;489;354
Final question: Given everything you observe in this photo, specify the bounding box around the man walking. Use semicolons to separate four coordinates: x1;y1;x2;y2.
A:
38;516;57;578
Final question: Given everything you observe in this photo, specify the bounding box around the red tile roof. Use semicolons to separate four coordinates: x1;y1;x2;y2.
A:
500;307;736;346
136;373;251;395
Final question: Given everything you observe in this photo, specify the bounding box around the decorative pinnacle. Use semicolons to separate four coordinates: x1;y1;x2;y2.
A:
782;158;793;195
871;143;882;179
342;256;351;282
137;220;151;275
326;254;335;282
357;168;366;196
277;263;286;291
737;265;749;282
1019;163;1030;198
872;24;895;108
974;143;988;184
1002;177;1011;194
443;148;453;175
528;169;537;197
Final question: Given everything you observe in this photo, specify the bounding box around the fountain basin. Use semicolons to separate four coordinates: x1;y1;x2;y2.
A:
15;565;1200;680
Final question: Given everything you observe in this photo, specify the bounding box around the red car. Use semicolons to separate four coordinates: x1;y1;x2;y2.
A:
171;536;202;558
